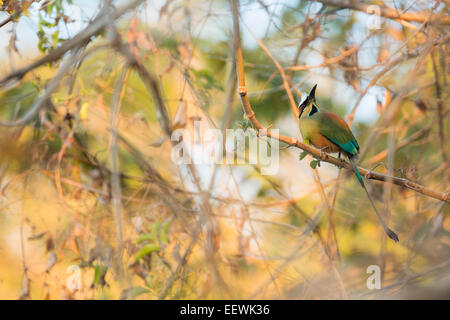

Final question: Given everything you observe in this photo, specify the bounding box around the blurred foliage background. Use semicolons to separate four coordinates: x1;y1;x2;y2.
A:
0;0;448;299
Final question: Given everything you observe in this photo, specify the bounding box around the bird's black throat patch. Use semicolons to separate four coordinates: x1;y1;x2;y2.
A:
308;104;319;117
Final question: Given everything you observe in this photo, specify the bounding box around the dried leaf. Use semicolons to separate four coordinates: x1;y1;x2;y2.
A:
45;252;57;272
79;102;89;125
377;49;389;64
28;231;47;241
92;265;108;287
299;150;308;160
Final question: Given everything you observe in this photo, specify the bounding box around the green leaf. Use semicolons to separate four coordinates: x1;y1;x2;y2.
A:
151;221;162;237
93;265;108;287
127;286;150;298
299;150;308;160
136;221;163;244
134;243;160;262
310;160;318;169
160;221;170;245
136;232;155;244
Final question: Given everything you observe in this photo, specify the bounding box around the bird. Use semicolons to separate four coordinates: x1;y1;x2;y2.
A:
298;84;399;242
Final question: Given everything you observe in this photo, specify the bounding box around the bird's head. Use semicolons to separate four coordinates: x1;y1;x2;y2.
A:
298;84;319;118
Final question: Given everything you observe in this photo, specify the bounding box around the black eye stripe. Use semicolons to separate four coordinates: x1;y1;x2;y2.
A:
308;104;319;117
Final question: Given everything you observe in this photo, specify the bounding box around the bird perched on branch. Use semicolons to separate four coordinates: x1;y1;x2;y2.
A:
298;84;399;242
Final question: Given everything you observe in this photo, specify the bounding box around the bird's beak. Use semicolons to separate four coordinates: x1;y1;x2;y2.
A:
298;100;308;119
298;84;318;118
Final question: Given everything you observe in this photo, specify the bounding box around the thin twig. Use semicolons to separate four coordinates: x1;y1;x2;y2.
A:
109;65;131;277
231;4;449;203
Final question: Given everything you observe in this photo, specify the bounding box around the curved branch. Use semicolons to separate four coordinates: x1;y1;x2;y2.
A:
0;48;80;127
287;46;359;71
231;1;449;204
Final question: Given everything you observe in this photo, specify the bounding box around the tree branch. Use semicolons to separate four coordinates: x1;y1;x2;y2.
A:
231;0;449;204
0;47;81;127
0;11;19;29
112;27;230;296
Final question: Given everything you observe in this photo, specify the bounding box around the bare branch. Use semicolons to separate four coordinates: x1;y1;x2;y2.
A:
0;0;146;87
110;65;130;276
0;48;81;127
0;11;20;29
232;0;449;204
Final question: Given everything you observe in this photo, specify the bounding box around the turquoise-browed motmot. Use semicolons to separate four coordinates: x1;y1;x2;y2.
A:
298;84;399;242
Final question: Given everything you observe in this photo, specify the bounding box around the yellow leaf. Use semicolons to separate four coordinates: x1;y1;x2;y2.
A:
80;102;89;124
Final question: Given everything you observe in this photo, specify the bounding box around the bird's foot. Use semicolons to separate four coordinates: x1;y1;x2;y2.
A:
315;147;331;167
336;153;346;169
311;156;322;167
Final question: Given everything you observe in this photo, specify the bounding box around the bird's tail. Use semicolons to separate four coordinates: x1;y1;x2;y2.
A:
348;156;399;242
